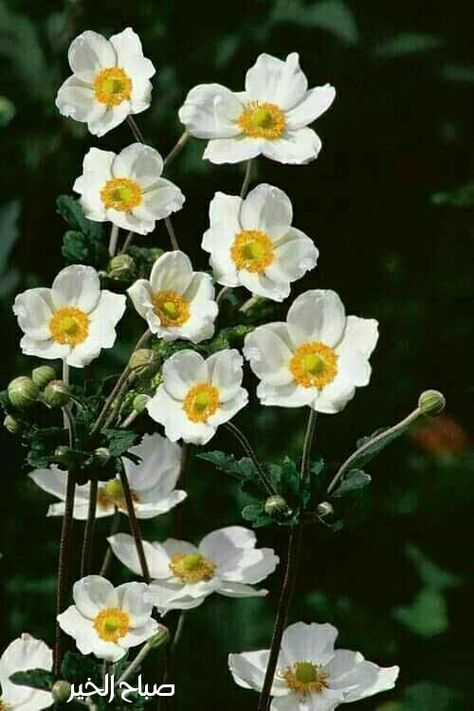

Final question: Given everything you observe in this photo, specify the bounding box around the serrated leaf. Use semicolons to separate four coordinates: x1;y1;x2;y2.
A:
273;0;358;44
349;425;407;470
332;469;371;497
9;668;54;691
57;195;102;238
61;651;101;685
393;588;448;637
197;451;258;481
241;503;272;528
104;429;140;458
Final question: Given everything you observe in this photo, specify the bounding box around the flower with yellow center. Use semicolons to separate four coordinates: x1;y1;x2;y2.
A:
244;290;379;414
13;264;126;368
128;251;217;343
229;622;400;709
147;349;248;445
109;526;279;614
179;52;336;164
57;576;158;662
30;433;186;521
203;184;319;302
74;144;185;235
56;28;155;137
0;634;53;710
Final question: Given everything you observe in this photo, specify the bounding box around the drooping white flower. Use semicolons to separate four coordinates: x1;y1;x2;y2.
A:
179;52;335;165
13;265;126;368
29;434;186;520
109;526;279;614
203;184;318;301
56;28;155;137
57;576;158;662
73;144;185;235
0;634;53;710
243;290;378;414
146;349;248;445
229;622;399;711
128;251;218;342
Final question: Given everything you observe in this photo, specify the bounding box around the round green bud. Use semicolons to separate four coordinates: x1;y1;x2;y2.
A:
316;501;334;518
129;348;158;373
108;253;135;279
54;446;73;466
42;380;70;408
133;393;151;413
264;494;292;519
32;365;56;389
8;376;39;409
93;447;111;466
51;680;72;703
3;414;22;434
418;390;446;417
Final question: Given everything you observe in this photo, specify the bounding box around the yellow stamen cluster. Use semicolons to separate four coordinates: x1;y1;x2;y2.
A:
169;552;216;583
97;478;139;512
183;383;219;423
281;660;329;696
289;342;338;389
0;699;9;710
152;290;190;327
237;101;286;140
100;177;143;212
93;67;132;106
93;607;130;642
49;307;89;346
230;230;274;273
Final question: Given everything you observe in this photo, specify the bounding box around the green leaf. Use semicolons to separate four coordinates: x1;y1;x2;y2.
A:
241;503;272;528
332;469;371;497
24;426;65;469
104;429;140;458
406;545;461;591
197;451;258;482
61;651;101;685
431;182;474;208
57;195;102;238
393;588;448;637
57;196;108;267
62;230;90;262
273;0;359;44
349;425;408;470
373;33;444;58
9;668;55;691
402;682;465;710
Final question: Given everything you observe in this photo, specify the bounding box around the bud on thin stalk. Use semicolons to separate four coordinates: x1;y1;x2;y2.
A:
8;376;39;409
32;365;56;388
418;389;446;417
42;380;70;408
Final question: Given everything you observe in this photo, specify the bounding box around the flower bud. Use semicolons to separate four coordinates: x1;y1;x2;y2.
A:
54;446;73;466
51;680;72;703
316;501;334;518
3;414;22;434
93;447;111;466
108;253;135;279
129;348;158;373
264;494;292;519
8;376;39;409
42;380;70;408
32;365;56;389
133;393;151;413
418;390;446;417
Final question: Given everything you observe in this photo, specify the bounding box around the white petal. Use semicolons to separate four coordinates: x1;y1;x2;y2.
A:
125;433;181;493
88;102;131;137
270;228;319;283
218;581;268;598
244;323;294;385
65;319;118;368
112;143;163;189
241;184;292;238
338;316;379;356
13;288;54;339
162;350;207;399
257;381;315;408
286;85;336;129
0;634;52;709
207;191;242;230
287;290;346;347
200;526;256;557
115;582;154;627
135;178;185;221
109;27;155;78
228;650;288;696
68;31;116;82
89;290;126;327
245;53;307;110
282;622;338;666
206;349;244;402
203;136;262;165
149;250;194;295
107;207;155;235
19;334;70;361
51;265;100;313
119;620;159;652
148;582;206;614
108;533;171;579
58;607;124;662
135;491;187;518
207;389;248;427
178;84;242;138
337;349;372;388
147;387;216;444
73;576;117;618
56;76;104;123
312;376;356;414
261;128;322;165
326;648;399;702
239;271;290;302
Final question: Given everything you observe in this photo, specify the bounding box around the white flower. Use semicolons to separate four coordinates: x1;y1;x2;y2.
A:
244;290;378;414
0;634;53;710
29;434;186;520
13;265;126;368
56;28;155;137
73;144;185;235
178;52;335;165
146;349;248;445
229;622;399;711
57;576;158;662
109;526;279;614
128;251;218;342
203;184;318;301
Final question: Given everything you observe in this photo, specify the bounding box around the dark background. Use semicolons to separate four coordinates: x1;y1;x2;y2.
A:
1;0;474;708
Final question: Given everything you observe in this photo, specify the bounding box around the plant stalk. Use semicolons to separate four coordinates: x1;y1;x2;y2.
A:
119;468;150;583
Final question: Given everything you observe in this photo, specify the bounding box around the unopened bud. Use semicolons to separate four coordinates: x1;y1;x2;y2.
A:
108;253;135;279
51;680;72;703
316;501;334;518
93;447;111;466
54;446;72;466
129;348;158;373
32;365;56;389
8;376;39;409
4;414;22;434
264;494;292;519
133;393;151;413
418;390;446;417
42;380;70;408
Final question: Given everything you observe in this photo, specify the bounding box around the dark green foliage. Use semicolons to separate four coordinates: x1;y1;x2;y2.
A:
9;668;55;691
58;196;108;268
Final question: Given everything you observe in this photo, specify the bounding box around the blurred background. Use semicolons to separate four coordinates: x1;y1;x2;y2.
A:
1;0;474;708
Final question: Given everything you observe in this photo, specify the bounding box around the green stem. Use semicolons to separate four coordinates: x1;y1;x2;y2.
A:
240;159;254;199
119;468;150;583
165;216;180;251
223;421;277;497
108;224;119;257
163;131;190;167
120;230;134;254
127;115;145;143
100;509;120;577
80;479;98;577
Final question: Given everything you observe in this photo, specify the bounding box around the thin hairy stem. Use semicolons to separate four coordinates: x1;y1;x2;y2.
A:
100;509;121;577
116;627;169;686
224;421;277;497
165;216;180;250
108;224;119;257
80;479;98;577
119;468;150;583
127;115;145;143
216;286;230;306
120;230;135;254
240;159;254;199
163;131;190;167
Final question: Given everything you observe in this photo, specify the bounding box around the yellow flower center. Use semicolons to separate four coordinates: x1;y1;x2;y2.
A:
0;700;10;710
93;67;132;106
100;177;143;212
169;552;217;583
49;307;89;346
230;230;274;273
97;478;139;512
152;290;190;328
289;342;338;389
281;660;329;696
237;101;287;140
93;607;130;642
182;383;219;423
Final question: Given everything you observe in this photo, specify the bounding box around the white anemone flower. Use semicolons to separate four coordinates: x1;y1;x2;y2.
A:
73;144;185;235
229;622;399;710
0;634;53;710
243;290;378;414
13;265;126;368
57;576;158;662
29;434;186;520
56;28;155;137
203;184;318;301
109;526;279;614
179;52;335;165
146;349;248;445
128;251;218;343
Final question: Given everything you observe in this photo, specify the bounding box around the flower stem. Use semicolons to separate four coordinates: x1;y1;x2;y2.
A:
163;131;190;167
80;479;98;577
127;115;145;143
165;216;180;250
120;230;135;254
119;468;150;583
100;509;120;577
223;421;277;497
216;285;230;306
240;159;254;199
108;224;119;257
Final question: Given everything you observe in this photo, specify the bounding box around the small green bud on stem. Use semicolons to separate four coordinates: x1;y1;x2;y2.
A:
8;376;39;409
129;348;158;373
54;446;73;467
93;447;111;466
418;390;446;416
51;680;72;703
108;253;135;279
42;380;70;408
32;365;56;388
3;414;22;434
316;501;334;518
133;393;151;413
264;494;293;519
